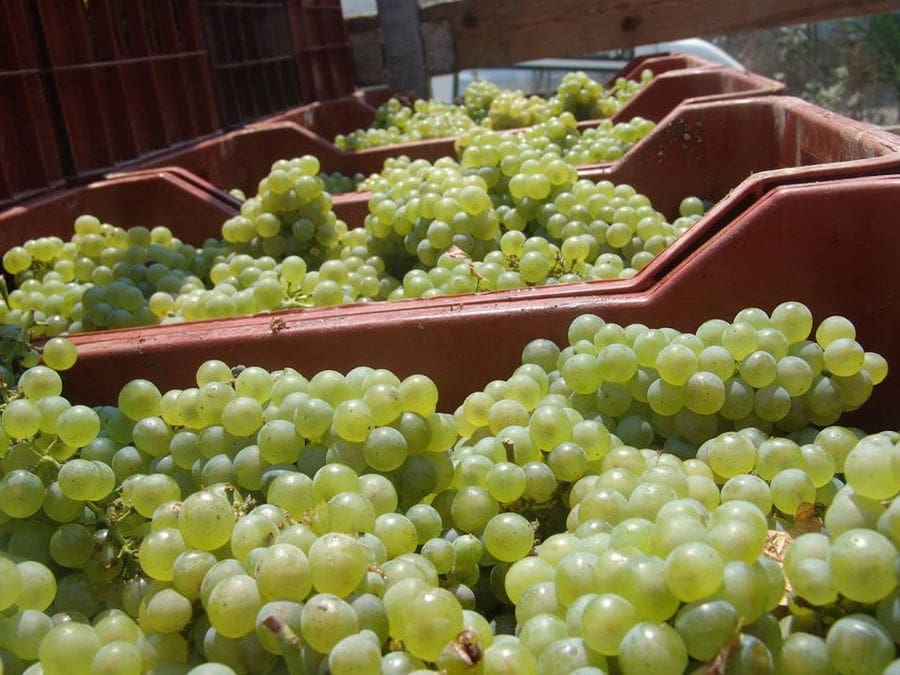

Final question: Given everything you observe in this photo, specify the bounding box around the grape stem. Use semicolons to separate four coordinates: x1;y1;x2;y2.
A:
84;501;136;559
262;614;308;674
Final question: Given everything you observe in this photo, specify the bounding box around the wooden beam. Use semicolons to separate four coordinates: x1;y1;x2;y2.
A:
414;0;900;74
376;0;430;97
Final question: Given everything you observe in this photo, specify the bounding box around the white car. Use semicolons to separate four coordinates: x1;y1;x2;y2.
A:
429;38;743;103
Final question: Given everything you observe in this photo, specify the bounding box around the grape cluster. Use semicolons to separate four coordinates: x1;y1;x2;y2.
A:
334;98;477;151
0;303;895;675
463;80;502;123
318;171;365;195
456;113;655;169
2;137;692;335
363;151;701;296
334;70;655;151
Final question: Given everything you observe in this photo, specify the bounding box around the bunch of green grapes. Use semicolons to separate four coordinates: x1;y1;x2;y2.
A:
562;117;656;164
334;98;476;151
0;304;895;674
483;90;552;130
545;69;656;121
463;79;502;123
549;71;606;120
457;113;655;171
319;171;366;195
2;216;229;334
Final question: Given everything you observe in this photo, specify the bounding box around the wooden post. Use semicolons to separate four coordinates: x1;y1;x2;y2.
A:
375;0;429;97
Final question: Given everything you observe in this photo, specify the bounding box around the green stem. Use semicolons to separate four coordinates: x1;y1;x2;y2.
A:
262;615;308;675
84;501;133;555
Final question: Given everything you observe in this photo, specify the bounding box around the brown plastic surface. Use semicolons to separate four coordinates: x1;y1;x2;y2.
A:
322;95;900;295
35;0;219;178
0;1;64;205
274;97;381;140
286;0;355;102
127;95;900;283
589;66;784;126
0;172;237;254
60;176;900;431
254;65;782;170
614;53;727;81
135;120;454;195
199;0;304;129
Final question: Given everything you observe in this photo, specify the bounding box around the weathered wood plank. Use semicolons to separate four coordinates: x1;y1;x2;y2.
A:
376;0;430;96
408;0;900;74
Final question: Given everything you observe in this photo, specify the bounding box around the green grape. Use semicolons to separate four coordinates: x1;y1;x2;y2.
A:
300;592;359;654
178;488;236;550
504;556;555;604
18;365;63;400
770;468;815;515
775;632;832;674
0;469;45;518
826;614;894;675
843;434;899;500
308;532;368;597
15;560;55;611
1;399;42;439
720;474;773;515
655;344;698;385
399;587;464;663
118;379;162;421
715;560;768;623
38;621;100;675
222;396;264;437
617;621;688;675
3;609;53;661
664;541;724;602
138;528;186;581
579;593;639;655
617;555;680;622
140;587;193;634
257;419;302;464
673;598;739;661
829;528;897;603
706;431;757;478
363;426;408;471
374;512;418;557
206;574;262;639
328;631;381;675
537;636;607;675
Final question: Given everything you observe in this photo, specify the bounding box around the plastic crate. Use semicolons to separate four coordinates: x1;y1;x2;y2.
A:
613;53;731;81
57;175;900;431
256;65;782;171
199;0;304;129
276;97;381;140
125;94;900;258
130;120;452;195
578;66;784;129
35;0;219;178
0;171;237;256
0;1;64;205
286;0;355;102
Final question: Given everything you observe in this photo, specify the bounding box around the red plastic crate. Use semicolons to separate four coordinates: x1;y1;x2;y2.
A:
613;53;730;81
133;120;453;195
259;65;782;170
277;97;382;141
0;1;64;205
581;66;783;128
198;0;304;129
0;171;237;255
58;175;900;432
35;0;219;177
286;0;355;102
128;95;900;257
